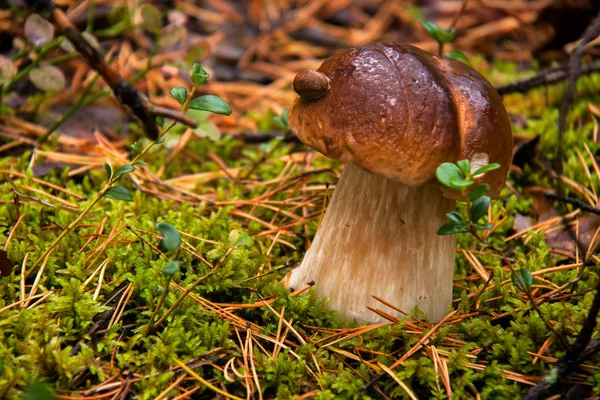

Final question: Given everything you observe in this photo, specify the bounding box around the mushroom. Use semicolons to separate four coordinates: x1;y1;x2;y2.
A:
285;42;513;323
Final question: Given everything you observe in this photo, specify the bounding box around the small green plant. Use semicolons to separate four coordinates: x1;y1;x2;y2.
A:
22;381;57;400
157;222;181;252
421;18;468;62
436;159;533;292
435;159;499;236
512;268;533;291
272;108;289;131
421;20;455;52
143;222;182;336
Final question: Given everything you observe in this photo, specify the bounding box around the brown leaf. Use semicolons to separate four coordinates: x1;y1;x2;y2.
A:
29;65;66;92
0;56;16;84
24;13;55;47
546;216;600;253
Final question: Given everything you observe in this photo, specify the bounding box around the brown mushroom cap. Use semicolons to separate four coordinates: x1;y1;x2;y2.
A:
288;42;513;200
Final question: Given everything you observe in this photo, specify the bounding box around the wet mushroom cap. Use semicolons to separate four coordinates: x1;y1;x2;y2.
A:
289;42;513;199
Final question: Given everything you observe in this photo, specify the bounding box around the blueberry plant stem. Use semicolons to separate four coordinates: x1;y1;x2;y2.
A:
151;248;231;331
27;86;197;276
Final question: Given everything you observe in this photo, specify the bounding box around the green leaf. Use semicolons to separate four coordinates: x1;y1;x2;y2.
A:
189;95;232;115
163;261;181;276
457;159;470;176
473;163;501;176
191;63;210;86
512;268;533;291
446;211;464;224
474;222;493;231
155;115;164;128
104;186;133;202
170;87;187;105
273;108;290;130
156;222;181;251
104;163;113;180
437;221;469;235
445;50;469;63
139;4;162;33
471;196;491;223
133;160;147;166
156;137;165;144
451;178;475;188
436;162;464;190
131;141;142;153
421;20;455;44
469;184;490;202
229;229;254;248
113;164;134;179
23;381;56;400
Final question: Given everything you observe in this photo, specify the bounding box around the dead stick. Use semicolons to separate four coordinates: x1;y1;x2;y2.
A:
496;62;600;96
24;0;197;140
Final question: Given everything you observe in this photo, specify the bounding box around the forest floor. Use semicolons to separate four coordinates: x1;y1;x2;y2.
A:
1;1;600;399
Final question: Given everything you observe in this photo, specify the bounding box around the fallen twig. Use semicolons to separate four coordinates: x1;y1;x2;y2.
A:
23;0;197;141
496;62;600;96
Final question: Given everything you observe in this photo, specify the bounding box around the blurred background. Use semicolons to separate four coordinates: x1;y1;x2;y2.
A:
1;0;599;140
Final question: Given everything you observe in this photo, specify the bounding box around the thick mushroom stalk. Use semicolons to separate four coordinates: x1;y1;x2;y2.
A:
286;164;456;323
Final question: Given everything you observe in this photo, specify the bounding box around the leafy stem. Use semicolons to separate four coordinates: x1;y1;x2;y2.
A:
27;85;197;276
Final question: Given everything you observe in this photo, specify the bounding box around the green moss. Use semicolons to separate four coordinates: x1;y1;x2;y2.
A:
2;67;600;399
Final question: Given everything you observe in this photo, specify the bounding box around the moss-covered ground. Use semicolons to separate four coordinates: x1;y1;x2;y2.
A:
2;59;600;399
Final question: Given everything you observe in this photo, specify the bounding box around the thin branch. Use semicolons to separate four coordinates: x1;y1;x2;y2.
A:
23;0;197;141
524;287;600;399
555;11;600;179
545;192;600;215
496;62;600;96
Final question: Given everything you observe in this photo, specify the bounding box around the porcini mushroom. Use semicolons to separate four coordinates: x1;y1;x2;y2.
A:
285;42;512;323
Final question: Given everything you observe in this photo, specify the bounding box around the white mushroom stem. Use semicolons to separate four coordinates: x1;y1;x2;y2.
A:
286;164;457;323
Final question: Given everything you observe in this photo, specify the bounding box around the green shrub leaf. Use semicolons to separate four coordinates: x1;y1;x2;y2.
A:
457;159;470;176
446;211;464;224
163;261;181;276
445;50;469;63
23;381;56;400
470;196;491;222
189;95;232;115
104;163;113;180
113;164;134;179
421;20;455;44
170;87;187;105
512;268;533;291
436;162;473;190
157;222;181;251
437;221;469;235
473;163;501;176
191;63;210;86
469;184;490;202
104;186;133;202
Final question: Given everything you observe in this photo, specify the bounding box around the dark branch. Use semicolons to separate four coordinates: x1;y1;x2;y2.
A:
24;0;198;141
545;192;600;215
496;62;600;96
